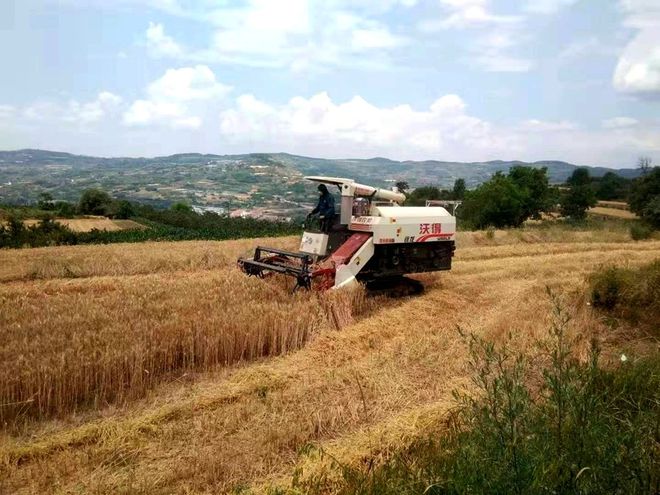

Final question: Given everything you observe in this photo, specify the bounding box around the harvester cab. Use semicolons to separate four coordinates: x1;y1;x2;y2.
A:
238;176;456;294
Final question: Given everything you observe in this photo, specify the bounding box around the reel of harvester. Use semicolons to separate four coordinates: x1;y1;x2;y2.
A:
238;246;334;292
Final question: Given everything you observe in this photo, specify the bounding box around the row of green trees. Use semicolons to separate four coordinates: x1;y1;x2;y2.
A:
398;179;466;205
37;190;136;219
400;165;659;229
461;167;554;228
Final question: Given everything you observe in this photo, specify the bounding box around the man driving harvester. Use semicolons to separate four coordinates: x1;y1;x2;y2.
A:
308;183;335;233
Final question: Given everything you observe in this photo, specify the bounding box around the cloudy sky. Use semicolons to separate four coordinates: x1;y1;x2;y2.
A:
0;0;658;167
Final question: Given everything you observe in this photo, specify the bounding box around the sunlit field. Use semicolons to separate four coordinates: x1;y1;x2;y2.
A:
1;227;658;494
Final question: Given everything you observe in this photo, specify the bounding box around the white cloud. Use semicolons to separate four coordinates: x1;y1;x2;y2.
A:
145;21;184;58
558;36;618;61
216;91;659;166
8;87;660;166
123;65;231;128
470;30;533;72
420;1;530;72
123;100;196;128
141;1;409;70
23;92;122;124
147;65;232;101
613;0;660;96
602;116;639;128
441;8;520;29
524;0;578;15
472;54;533;72
74;92;122;123
426;0;521;30
220;92;514;160
619;0;660;28
0;104;15;120
519;119;578;132
351;25;408;50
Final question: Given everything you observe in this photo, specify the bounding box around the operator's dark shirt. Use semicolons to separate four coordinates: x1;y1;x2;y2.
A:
311;193;335;217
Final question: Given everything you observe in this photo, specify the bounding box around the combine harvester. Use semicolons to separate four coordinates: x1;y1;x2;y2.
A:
238;177;455;295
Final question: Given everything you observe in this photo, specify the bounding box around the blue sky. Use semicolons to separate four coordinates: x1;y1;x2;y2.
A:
0;0;658;167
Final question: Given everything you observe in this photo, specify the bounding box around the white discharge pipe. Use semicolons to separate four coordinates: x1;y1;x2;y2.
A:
353;183;406;204
305;176;406;204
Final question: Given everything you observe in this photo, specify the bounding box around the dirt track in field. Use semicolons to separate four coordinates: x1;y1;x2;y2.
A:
1;232;659;494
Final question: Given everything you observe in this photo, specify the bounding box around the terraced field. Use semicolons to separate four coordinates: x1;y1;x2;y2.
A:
1;227;658;494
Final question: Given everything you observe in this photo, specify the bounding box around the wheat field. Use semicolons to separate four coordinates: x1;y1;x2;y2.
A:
22;217;146;232
0;251;373;423
588;206;638;219
0;228;658;494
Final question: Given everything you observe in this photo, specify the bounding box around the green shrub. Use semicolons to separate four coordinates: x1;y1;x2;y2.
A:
629;167;660;228
0;216;78;248
590;266;630;310
630;222;653;240
590;261;660;325
170;202;192;213
642;195;660;228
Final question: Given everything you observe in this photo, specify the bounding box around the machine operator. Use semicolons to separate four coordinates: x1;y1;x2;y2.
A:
308;183;335;233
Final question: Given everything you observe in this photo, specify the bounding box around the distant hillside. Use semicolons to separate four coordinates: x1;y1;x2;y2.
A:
0;149;643;212
271;153;642;186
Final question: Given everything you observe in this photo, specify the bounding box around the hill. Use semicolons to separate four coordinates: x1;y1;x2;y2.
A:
0;149;643;217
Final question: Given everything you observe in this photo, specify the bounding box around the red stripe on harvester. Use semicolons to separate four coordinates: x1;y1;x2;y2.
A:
417;233;454;242
331;233;371;266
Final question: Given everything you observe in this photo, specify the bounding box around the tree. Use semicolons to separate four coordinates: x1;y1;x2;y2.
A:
37;192;55;211
595;172;630;201
114;200;135;219
642;196;660;228
508;166;551;220
395;180;409;194
452;178;466;200
406;186;443;206
460;172;528;228
629;167;660;227
566;168;591;186
171;202;193;213
638;156;652;175
78;189;112;215
457;167;553;229
0;215;26;248
56;202;76;218
561;168;596;220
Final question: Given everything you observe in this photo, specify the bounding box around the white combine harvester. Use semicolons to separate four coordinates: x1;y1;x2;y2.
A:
238;176;456;295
